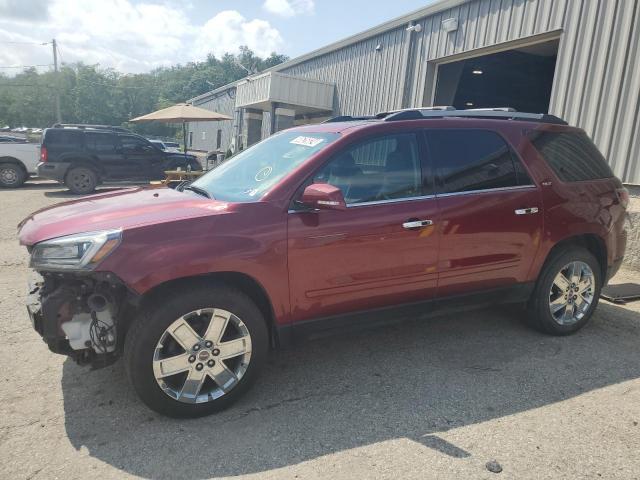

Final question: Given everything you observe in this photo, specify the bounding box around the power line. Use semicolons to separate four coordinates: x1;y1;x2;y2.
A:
0;41;50;45
56;43;64;63
79;78;147;89
0;64;53;69
0;84;53;88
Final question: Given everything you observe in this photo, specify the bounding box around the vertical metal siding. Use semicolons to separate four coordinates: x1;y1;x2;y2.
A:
280;26;407;115
189;88;236;152
552;0;640;183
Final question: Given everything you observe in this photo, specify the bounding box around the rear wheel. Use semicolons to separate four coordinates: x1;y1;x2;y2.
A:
65;167;97;194
527;247;602;335
0;163;26;188
124;285;268;417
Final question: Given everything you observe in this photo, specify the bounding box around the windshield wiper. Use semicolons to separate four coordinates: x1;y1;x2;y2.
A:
182;185;212;199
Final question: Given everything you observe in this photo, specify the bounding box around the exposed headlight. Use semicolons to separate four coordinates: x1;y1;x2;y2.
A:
30;229;122;271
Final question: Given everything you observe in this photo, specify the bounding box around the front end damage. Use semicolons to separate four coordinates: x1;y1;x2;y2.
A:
27;271;136;368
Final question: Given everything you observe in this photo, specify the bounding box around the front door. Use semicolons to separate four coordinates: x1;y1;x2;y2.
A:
425;128;543;296
287;132;440;322
119;135;155;180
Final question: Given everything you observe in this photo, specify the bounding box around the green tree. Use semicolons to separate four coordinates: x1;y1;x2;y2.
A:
0;47;288;138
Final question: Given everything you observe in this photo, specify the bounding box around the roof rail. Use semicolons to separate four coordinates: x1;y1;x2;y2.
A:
375;106;455;119
51;123;131;132
380;108;568;125
323;115;376;123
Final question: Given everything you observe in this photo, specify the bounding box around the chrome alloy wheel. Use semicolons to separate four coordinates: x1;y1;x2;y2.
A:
548;261;595;325
153;308;252;403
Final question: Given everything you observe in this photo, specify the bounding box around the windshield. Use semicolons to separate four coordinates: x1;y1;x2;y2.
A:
191;131;339;202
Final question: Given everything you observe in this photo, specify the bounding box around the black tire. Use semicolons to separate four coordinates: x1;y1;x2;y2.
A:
0;163;26;188
124;284;268;418
65;166;97;194
527;247;602;335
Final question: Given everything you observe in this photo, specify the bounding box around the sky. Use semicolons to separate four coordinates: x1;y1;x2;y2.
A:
0;0;434;75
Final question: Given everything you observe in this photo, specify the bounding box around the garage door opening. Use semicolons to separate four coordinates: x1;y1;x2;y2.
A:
433;39;559;113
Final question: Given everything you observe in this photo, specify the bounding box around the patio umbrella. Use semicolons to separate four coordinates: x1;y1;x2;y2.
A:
129;103;232;161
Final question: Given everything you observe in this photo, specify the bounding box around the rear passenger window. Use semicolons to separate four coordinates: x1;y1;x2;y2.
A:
529;131;613;182
44;130;83;149
426;130;532;194
84;133;117;153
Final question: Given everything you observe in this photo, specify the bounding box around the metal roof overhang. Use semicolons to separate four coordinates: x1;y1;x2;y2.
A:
235;72;334;114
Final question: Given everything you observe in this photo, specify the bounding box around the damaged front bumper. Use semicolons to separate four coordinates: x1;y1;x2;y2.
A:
26;271;136;368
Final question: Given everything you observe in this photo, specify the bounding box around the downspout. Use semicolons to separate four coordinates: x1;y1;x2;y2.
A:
400;22;423;109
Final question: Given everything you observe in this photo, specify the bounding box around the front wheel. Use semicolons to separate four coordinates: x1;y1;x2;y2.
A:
124;285;268;417
527;247;602;335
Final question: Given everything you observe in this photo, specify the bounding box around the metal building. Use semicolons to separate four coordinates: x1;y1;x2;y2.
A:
188;0;640;184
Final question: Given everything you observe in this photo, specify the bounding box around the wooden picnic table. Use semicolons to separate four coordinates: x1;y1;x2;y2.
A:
163;169;205;182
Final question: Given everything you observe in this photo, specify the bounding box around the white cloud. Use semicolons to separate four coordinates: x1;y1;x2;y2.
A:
0;0;284;74
263;0;314;18
196;11;283;59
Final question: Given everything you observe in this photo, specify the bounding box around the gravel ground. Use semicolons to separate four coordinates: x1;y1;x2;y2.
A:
1;181;639;480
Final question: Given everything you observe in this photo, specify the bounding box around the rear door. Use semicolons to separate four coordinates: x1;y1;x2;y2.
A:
43;129;84;163
287;132;440;322
83;132;123;179
426;128;543;296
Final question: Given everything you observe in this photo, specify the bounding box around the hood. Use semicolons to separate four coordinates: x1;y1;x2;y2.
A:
18;187;230;246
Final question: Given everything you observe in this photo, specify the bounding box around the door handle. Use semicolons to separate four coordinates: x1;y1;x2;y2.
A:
402;219;433;230
514;207;539;215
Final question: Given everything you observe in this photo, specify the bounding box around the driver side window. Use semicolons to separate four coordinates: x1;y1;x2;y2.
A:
120;135;152;152
314;133;422;204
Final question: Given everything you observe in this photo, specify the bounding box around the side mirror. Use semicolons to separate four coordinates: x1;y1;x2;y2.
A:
301;183;347;211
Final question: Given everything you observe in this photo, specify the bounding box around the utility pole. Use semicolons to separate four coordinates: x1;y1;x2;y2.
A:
52;38;61;123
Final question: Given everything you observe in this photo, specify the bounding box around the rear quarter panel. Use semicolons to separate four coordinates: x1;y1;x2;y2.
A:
0;143;40;173
516;126;627;279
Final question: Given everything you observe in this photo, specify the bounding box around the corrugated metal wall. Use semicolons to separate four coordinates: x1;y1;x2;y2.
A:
190;0;639;182
189;88;237;152
551;0;640;184
278;0;639;183
280;27;408;115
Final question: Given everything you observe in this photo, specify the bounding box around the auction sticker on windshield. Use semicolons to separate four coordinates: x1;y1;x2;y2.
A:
290;136;325;147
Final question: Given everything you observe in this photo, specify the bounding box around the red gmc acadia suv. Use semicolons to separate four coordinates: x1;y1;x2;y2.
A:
19;108;630;417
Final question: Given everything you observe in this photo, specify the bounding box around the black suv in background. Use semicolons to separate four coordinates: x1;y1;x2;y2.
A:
38;125;201;194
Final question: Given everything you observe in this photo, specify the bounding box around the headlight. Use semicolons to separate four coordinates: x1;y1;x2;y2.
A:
30;229;122;271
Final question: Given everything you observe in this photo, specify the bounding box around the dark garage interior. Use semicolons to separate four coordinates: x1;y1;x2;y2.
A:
433;39;559;113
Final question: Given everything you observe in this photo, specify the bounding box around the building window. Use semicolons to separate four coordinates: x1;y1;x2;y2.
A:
216;129;222;149
202;131;206;141
189;131;193;147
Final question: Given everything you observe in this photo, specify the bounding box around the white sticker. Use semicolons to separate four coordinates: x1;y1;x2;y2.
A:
255;166;273;182
290;136;324;147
